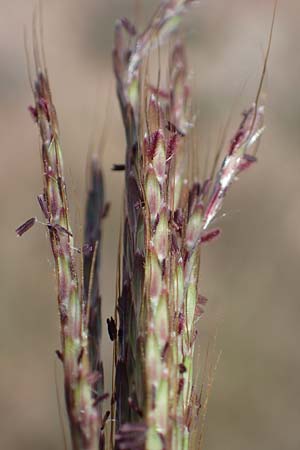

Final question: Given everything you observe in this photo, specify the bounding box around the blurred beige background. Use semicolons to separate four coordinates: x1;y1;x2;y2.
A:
1;0;299;449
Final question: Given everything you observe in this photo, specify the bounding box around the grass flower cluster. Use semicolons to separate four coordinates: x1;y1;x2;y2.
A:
16;1;269;449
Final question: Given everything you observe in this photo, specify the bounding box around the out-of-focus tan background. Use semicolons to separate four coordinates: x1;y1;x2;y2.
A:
1;0;299;449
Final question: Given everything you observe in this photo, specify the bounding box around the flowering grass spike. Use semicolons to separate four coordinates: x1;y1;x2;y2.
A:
16;2;268;450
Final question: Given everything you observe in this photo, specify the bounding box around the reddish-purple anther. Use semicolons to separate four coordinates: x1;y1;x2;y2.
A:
16;217;36;236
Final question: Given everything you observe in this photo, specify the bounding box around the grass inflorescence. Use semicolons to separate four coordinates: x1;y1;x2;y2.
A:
15;1;274;449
